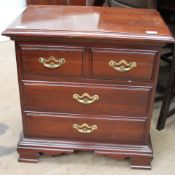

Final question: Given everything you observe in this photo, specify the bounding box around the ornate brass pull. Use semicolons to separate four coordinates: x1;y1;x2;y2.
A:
73;123;98;134
109;59;137;72
39;56;65;69
73;93;99;105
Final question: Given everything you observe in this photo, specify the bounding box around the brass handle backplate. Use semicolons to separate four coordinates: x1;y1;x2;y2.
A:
73;93;99;105
39;56;65;69
73;123;97;134
109;59;137;72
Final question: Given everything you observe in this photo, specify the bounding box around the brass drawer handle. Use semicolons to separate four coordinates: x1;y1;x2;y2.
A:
39;56;65;69
73;93;99;105
109;59;137;72
73;123;97;134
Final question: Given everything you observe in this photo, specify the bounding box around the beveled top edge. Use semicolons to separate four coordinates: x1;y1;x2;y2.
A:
3;28;175;42
2;5;175;43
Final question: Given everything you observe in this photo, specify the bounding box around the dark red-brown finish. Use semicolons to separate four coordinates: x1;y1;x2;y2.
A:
91;48;157;81
2;5;174;169
25;113;147;144
20;45;85;78
4;6;174;43
23;81;151;116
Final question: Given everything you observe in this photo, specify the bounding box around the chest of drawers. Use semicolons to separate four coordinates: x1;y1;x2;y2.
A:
3;5;174;169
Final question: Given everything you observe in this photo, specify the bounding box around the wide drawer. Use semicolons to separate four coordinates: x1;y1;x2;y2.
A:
20;44;84;78
24;113;147;144
91;48;157;81
23;82;152;117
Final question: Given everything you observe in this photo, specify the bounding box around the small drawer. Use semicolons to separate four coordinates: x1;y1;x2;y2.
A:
91;48;157;81
25;113;147;144
23;82;152;117
20;44;85;78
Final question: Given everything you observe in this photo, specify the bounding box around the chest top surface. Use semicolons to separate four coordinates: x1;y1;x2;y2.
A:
2;5;174;43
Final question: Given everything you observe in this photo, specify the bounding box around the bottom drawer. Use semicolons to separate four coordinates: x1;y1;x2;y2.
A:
24;113;147;144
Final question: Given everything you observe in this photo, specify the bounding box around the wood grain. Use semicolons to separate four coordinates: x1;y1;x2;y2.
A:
23;81;152;117
20;44;85;78
24;112;147;144
2;6;174;43
91;48;157;81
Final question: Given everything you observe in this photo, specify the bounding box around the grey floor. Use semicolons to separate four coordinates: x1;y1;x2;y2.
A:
0;41;175;175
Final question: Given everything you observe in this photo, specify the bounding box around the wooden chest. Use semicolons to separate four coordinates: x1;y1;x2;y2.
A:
3;5;174;169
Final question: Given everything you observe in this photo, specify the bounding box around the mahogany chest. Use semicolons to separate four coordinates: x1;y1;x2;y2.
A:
3;5;174;169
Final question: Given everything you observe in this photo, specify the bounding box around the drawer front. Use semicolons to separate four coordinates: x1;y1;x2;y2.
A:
25;113;146;144
91;48;157;81
23;82;151;117
20;45;84;78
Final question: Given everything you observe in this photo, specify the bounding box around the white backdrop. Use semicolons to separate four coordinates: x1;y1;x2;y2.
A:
0;0;26;41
